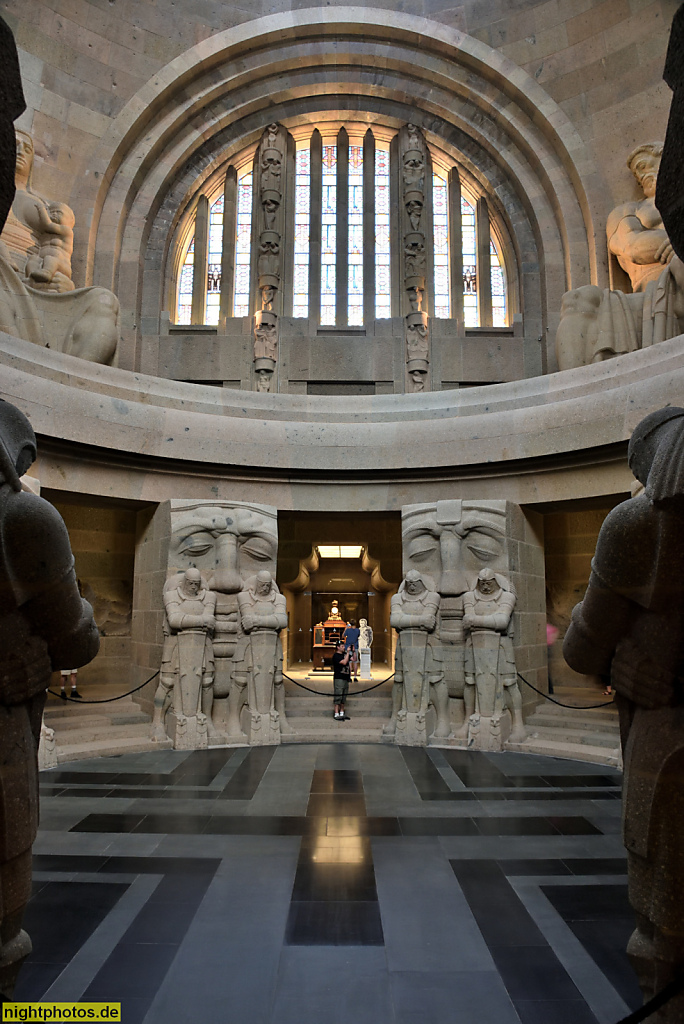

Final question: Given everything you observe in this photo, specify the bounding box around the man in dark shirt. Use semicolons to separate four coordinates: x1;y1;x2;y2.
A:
332;641;351;720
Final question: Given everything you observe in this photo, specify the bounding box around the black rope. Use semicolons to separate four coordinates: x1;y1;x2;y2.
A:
615;969;684;1023
517;672;615;710
47;669;160;704
283;672;395;696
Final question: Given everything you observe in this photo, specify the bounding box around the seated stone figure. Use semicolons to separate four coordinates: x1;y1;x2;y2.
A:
0;398;99;996
0;130;119;365
563;407;684;1022
556;144;684;370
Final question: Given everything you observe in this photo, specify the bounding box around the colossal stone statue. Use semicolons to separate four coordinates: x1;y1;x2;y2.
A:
387;569;449;745
233;570;292;744
0;130;119;365
151;568;218;749
556;145;684;370
0;399;99;996
399;123;431;391
460;568;524;749
563;407;684;1023
400;500;510;734
657;5;684;263
168;500;278;741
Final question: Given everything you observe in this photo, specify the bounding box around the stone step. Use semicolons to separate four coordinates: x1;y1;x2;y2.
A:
283;716;388;744
54;734;173;763
285;698;391;718
506;735;621;769
529;701;617;719
52;721;153;746
44;712;151;732
527;711;619;733
524;724;619;749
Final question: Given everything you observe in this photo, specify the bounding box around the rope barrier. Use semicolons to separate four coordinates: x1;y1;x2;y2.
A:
615;970;684;1023
283;672;395;696
47;669;160;704
517;672;615;710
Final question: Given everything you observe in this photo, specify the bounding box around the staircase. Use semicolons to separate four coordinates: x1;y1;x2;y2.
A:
507;678;622;767
43;688;170;763
284;689;393;743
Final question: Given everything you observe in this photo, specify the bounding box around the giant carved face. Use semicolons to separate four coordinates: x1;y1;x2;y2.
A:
169;501;278;593
402;500;508;597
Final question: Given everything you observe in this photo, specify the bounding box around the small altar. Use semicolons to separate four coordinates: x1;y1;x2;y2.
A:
312;599;346;670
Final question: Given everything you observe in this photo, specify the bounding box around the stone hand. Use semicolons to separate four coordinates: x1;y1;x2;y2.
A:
241;614;255;632
202;613;216;631
656;239;674;264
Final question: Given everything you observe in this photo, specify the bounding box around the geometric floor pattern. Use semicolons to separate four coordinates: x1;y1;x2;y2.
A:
21;744;639;1024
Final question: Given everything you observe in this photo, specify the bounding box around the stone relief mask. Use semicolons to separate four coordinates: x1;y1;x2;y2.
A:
402;500;508;596
169;501;278;593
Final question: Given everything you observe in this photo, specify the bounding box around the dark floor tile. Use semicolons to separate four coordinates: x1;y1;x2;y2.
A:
540;775;620;788
474;817;559;836
112;773;174;786
33;854;108;872
420;791;478;801
493;945;584;1001
514;999;598;1024
497;859;572;876
38;787;67;797
217;745;277;799
450;861;547;947
122;899;200;945
400;748;453;796
541;883;633;922
70;813;145;833
569;919;642;1009
13;962;65;1001
105;788;167;799
57;788;115;798
563;858;627;875
99;856;220;876
203;815;309;835
19;881;128;966
45;772;119;785
291;861;378;902
361;817;402;836
84;941;180;1000
285;901;384;945
398;817;479;836
147;871;215;905
307;795;367;817
505;776;552;788
311;770;363;794
132;813;211;834
441;749;513;788
545;816;602;836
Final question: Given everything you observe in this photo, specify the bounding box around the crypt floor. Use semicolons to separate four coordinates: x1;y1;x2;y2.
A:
23;743;638;1024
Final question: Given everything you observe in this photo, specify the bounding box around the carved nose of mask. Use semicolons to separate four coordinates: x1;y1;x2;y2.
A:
210;567;243;593
439;569;469;596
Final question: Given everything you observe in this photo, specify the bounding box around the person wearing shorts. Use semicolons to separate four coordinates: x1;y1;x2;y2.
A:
331;641;351;720
343;619;360;681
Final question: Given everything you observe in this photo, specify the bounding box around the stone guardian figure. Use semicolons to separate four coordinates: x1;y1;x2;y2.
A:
234;570;292;744
0;399;99;996
459;568;524;749
563;407;684;1023
387;570;450;745
151;568;217;749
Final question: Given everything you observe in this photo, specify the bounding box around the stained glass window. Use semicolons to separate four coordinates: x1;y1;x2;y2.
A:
177;238;194;325
293;146;311;318
433;172;449;318
461;196;478;328
491;238;506;327
348;143;364;326
205;193;224;325
234;169;253;317
321;142;337;326
375;145;391;318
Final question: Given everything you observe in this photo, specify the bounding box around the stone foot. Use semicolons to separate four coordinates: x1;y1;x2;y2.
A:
509;727;526;743
279;719;296;736
382;719;397;736
150;724;168;742
431;721;452;741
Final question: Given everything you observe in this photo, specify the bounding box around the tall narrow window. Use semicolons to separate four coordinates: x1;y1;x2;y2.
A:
375;145;390;318
233;169;253;317
433;172;450;318
177;238;194;325
490;239;506;326
293;145;311;318
205;193;224;325
461;196;478;328
348;142;363;325
320;142;337;325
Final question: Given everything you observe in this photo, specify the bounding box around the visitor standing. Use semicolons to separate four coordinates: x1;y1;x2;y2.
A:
332;641;351;720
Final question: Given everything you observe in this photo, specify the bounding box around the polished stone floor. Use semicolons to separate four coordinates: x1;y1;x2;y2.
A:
22;744;639;1024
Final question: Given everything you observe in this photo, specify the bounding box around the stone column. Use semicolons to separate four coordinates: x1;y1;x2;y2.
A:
448;167;464;329
219;165;237;325
309;129;323;326
398;123;431;392
336;126;349;328
363;128;376;327
476;197;492;328
190;194;209;325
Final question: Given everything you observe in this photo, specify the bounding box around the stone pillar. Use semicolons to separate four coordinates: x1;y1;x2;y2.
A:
219;165;237;325
191;194;209;325
448;167;464;329
476;197;492;328
363;128;376;327
336;126;349;328
398;123;432;392
309;129;323;326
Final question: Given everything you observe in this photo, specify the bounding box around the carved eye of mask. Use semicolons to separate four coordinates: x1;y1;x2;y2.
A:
464;529;503;562
406;534;439;562
240;537;276;562
176;531;215;557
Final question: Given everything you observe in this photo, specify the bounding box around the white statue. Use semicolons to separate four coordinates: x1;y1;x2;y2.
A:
358;617;373;681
